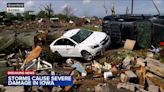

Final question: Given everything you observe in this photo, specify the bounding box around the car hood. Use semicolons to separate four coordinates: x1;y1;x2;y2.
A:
80;31;107;46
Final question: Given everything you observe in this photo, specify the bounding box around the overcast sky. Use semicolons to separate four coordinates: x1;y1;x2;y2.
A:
0;0;164;17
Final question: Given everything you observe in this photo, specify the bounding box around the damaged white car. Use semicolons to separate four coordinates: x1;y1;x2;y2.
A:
50;28;111;61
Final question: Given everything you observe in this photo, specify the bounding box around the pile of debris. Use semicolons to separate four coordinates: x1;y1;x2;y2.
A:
0;40;163;92
58;49;163;92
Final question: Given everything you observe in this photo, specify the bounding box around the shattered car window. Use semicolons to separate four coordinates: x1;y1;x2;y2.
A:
71;29;93;43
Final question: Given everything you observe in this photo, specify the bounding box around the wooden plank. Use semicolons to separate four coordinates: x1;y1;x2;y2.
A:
160;87;164;92
112;67;141;75
148;85;159;92
117;83;135;92
93;67;141;78
146;58;164;77
120;73;129;82
124;39;136;50
125;71;137;78
136;58;146;67
146;72;164;89
139;66;146;86
24;46;42;64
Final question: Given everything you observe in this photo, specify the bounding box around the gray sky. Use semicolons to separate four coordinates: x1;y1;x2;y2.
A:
0;0;164;17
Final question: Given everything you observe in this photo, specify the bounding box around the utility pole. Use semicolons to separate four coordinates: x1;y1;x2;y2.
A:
111;0;115;16
126;7;129;15
152;0;160;15
131;0;134;15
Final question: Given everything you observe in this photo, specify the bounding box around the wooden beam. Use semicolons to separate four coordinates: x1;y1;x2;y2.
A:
24;45;42;64
146;72;164;89
139;66;146;86
146;58;164;77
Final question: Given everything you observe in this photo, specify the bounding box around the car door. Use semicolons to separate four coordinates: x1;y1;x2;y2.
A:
52;38;68;56
64;39;80;57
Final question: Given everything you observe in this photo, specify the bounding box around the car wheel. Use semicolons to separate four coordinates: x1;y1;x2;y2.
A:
81;51;93;61
54;51;62;58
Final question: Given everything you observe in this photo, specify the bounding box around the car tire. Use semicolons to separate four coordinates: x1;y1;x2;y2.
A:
81;50;93;61
54;51;62;58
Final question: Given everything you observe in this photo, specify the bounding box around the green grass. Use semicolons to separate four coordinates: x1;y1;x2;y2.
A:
116;50;136;60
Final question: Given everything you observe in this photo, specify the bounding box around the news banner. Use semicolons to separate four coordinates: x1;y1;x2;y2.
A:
7;71;73;86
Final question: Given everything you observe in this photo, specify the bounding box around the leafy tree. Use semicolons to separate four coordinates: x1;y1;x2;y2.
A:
43;3;54;18
37;3;54;18
37;10;46;18
6;13;15;20
16;13;23;21
23;11;31;21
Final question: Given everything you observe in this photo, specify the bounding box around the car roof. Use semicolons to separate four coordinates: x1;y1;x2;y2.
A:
63;28;80;38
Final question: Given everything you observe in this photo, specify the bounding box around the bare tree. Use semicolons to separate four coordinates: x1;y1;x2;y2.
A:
62;5;74;17
111;2;115;16
42;3;54;18
103;0;108;15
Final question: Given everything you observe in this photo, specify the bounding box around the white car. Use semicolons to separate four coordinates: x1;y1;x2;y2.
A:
50;28;111;61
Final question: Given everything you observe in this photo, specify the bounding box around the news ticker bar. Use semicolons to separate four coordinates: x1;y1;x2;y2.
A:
7;71;73;86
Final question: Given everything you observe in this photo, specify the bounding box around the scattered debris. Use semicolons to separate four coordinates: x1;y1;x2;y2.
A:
104;71;113;80
120;73;129;82
122;56;131;67
117;83;135;92
146;58;164;77
103;62;112;70
0;84;5;92
4;86;24;92
24;45;42;64
148;85;159;92
146;72;164;89
125;71;137;78
136;58;146;67
146;52;154;58
1;47;164;92
0;25;163;92
95;83;110;92
149;45;162;53
72;62;87;76
52;86;62;92
124;39;136;50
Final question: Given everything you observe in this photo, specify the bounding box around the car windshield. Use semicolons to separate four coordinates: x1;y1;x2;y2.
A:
71;29;93;43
